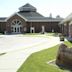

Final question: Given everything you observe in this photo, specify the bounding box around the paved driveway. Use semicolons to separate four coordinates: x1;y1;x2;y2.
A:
0;35;61;72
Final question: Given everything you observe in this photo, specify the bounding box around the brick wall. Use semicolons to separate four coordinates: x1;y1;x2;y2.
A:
0;22;6;33
26;22;60;33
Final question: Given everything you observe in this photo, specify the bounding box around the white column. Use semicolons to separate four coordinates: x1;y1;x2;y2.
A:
42;26;45;33
30;27;35;33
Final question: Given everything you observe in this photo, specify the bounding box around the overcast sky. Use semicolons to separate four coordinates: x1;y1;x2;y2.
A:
0;0;72;18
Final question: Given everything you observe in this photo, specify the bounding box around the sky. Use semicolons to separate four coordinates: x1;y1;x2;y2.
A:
0;0;72;18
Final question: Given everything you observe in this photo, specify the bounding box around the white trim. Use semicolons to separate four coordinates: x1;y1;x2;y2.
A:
5;12;28;21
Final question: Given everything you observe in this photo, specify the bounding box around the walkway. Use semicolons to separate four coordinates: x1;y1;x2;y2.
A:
0;35;61;72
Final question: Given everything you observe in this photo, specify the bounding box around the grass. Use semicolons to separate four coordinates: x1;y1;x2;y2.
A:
24;33;58;36
45;33;59;36
22;33;49;38
17;41;72;72
22;33;59;38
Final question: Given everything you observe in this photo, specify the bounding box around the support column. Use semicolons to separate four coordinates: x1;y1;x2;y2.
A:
41;25;45;33
69;21;72;38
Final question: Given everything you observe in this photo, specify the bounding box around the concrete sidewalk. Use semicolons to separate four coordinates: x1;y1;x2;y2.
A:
0;35;61;72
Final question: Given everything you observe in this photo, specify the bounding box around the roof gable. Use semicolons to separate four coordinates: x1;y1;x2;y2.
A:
5;13;27;21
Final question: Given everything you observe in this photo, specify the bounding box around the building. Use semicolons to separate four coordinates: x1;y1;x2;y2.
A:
0;3;63;34
60;13;72;38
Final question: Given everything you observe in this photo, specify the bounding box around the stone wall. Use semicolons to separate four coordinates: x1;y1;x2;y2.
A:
56;44;72;66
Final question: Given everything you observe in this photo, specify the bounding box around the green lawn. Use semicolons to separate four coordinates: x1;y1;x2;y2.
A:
22;33;59;38
24;33;58;36
17;41;72;72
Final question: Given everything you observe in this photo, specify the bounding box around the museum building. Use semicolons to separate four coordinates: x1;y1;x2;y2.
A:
0;3;63;34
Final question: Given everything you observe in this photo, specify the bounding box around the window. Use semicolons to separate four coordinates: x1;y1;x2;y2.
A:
11;27;13;32
17;21;19;23
11;19;22;25
15;27;16;32
20;27;22;30
17;27;19;32
11;19;22;33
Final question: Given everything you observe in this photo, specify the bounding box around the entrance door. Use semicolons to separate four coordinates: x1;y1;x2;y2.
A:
11;27;21;33
11;19;22;34
30;27;35;33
